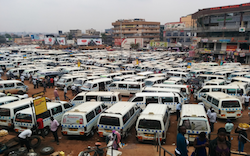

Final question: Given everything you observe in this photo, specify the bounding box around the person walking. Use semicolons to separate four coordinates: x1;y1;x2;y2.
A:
46;77;50;88
193;132;209;156
64;86;69;100
243;94;250;110
50;77;54;88
175;126;188;156
54;88;60;101
20;75;25;83
50;117;59;145
209;128;231;156
176;102;181;121
32;79;37;89
225;119;234;142
18;128;34;152
71;85;76;96
37;118;45;138
36;79;39;89
54;76;58;87
29;75;32;84
42;79;46;92
209;109;217;132
235;127;247;152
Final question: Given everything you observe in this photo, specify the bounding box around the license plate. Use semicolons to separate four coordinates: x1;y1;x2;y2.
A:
105;130;112;133
0;120;6;122
189;135;198;138
145;134;154;137
227;111;235;113
69;128;78;131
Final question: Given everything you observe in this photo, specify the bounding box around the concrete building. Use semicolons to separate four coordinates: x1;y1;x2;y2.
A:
86;28;100;36
112;18;160;47
70;29;82;37
192;2;250;63
180;15;197;28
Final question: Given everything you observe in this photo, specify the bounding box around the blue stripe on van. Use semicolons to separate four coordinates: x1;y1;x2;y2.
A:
137;129;164;133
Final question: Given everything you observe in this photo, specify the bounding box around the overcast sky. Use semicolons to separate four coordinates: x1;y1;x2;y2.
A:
0;0;249;33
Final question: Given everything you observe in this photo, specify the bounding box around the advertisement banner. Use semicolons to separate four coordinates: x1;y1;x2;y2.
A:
33;97;47;115
31;35;44;41
115;38;125;46
226;45;237;51
150;41;168;47
77;39;102;46
121;38;143;49
57;38;66;45
67;40;74;45
44;37;55;45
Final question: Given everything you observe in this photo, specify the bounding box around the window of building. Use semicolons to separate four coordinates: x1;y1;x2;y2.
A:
173;32;178;36
166;33;171;36
180;32;184;36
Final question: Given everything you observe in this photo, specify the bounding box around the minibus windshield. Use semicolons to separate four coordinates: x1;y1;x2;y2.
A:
145;81;154;86
138;119;161;130
99;116;120;126
0;108;10;116
182;119;208;131
15;113;32;123
63;115;83;124
221;101;240;108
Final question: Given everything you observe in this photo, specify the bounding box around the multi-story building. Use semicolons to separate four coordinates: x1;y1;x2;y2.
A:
112;18;160;47
70;29;82;37
192;2;250;63
86;28;100;36
180;15;197;28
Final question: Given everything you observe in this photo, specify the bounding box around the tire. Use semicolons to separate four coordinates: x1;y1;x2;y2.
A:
17;90;23;95
88;128;95;137
40;146;54;155
43;127;50;136
30;135;41;148
3;147;19;156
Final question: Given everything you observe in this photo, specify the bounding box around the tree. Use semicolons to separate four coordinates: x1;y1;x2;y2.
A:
5;33;11;39
130;43;140;50
67;33;73;40
101;33;107;41
0;35;6;44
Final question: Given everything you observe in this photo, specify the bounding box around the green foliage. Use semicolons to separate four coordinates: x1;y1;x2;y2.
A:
130;43;140;49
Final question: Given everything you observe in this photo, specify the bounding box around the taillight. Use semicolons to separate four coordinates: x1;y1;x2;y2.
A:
98;132;103;137
63;131;67;135
219;110;221;114
79;132;84;135
221;114;226;117
237;114;241;116
137;136;142;140
15;129;18;132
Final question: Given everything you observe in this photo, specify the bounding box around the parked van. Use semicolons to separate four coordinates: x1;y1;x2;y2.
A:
227;72;249;83
144;77;166;87
0;92;6;98
215;71;232;78
231;77;250;90
104;65;120;73
100;73;122;79
61;102;107;136
80;78;113;92
163;77;184;85
72;78;88;87
71;92;121;107
0;63;15;71
97;102;141;138
0;80;28;94
0;96;19;106
153;84;190;99
204;79;226;86
178;104;210;142
125;76;147;82
62;67;83;74
136;71;154;78
0;98;32;128
120;71;136;75
166;71;190;82
113;75;136;82
130;92;182;112
22;69;40;79
198;74;226;83
148;73;166;78
107;82;145;96
202;92;242;119
6;68;26;79
57;75;86;89
136;104;171;143
14;101;74;134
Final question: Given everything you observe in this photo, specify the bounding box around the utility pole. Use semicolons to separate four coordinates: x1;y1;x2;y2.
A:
120;20;123;57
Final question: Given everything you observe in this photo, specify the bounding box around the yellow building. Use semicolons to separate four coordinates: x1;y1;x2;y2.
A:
180;15;197;28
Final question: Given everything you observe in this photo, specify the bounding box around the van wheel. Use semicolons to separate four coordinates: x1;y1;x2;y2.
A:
89;128;95;137
17;90;23;95
44;127;50;136
124;130;129;138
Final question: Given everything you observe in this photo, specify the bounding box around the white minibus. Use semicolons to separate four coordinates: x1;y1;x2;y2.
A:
144;77;166;87
153;84;190;99
166;71;190;82
97;102;141;138
136;104;171;144
136;71;154;78
204;79;226;86
0;80;28;94
125;76;147;82
113;75;136;82
178;104;210;142
0;96;19;106
163;77;185;85
80;78;113;92
202;92;242;119
107;82;145;96
61;102;107;136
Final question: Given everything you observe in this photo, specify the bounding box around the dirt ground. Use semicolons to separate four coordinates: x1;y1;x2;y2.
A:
1;75;250;156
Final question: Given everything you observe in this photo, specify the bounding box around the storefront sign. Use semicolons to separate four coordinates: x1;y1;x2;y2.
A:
234;52;239;56
212;40;217;42
239;27;245;32
201;38;208;42
219;39;231;43
238;40;247;43
226;45;237;51
220;51;226;54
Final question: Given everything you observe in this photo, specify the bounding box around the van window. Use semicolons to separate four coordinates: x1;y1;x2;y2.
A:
93;84;97;88
138;119;161;129
64;103;73;109
99;116;120;126
129;84;140;89
14;105;29;114
52;106;63;115
17;83;25;86
36;110;51;119
161;97;173;103
118;84;127;88
146;96;158;104
207;96;212;102
212;88;221;92
74;96;84;101
4;83;14;88
100;96;111;102
86;111;95;122
15;113;32;123
106;81;112;85
221;101;240;108
129;108;134;116
112;96;117;101
95;106;102;115
200;88;209;93
182;120;208;131
109;83;116;87
86;96;98;101
0;108;10;116
132;97;143;102
227;89;236;94
123;112;130;124
212;98;219;106
0;85;3;89
174;97;179;103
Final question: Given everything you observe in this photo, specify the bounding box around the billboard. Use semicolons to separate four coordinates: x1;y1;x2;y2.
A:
67;40;74;45
114;38;125;46
164;22;185;30
44;37;55;45
33;97;47;115
77;39;102;46
150;41;168;47
57;37;66;45
31;34;44;41
121;38;143;49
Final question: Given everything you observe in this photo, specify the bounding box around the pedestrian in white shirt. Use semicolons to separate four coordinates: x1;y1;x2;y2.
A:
18;128;34;151
54;77;58;86
71;85;76;96
207;107;212;119
209;109;217;132
243;94;250;110
64;86;69;100
21;75;25;83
